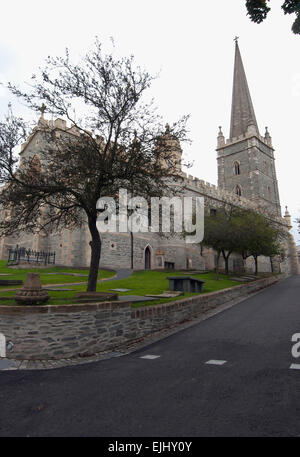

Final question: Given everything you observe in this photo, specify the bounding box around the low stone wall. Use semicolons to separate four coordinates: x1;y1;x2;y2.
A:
0;274;286;360
131;274;288;336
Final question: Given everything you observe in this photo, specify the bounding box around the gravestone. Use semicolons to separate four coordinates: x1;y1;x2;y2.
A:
110;288;131;292
167;276;205;293
0;279;23;286
72;291;118;302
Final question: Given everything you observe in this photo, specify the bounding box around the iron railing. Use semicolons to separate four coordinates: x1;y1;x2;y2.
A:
7;245;56;266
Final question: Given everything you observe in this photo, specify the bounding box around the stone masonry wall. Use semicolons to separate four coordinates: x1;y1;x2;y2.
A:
0;275;286;360
0;301;132;360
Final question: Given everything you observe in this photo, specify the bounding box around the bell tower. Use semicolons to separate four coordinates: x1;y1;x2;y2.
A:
217;39;281;216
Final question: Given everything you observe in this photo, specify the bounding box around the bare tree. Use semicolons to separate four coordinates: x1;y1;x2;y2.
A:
0;39;190;291
0;106;28;184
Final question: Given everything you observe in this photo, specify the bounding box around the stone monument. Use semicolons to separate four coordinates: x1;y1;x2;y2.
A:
14;273;50;305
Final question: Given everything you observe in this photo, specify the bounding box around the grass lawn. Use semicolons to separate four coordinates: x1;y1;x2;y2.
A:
109;270;242;307
0;260;115;289
0;265;242;307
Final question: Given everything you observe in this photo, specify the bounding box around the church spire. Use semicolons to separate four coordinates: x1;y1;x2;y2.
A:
230;39;259;139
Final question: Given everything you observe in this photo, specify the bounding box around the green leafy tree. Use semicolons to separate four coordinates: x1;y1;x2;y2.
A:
232;209;285;274
202;207;285;277
202;207;237;279
246;0;300;34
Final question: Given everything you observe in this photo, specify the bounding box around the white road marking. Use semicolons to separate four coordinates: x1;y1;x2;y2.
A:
140;355;161;360
290;363;300;370
205;360;227;365
0;333;6;358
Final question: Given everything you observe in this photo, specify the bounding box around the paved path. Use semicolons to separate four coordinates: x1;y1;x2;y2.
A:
1;275;300;437
109;269;133;281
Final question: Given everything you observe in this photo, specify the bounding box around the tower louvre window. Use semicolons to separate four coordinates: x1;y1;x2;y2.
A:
235;185;242;197
234;161;240;175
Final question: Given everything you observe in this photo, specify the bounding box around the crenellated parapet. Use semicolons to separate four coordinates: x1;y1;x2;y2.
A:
222;130;273;150
182;172;288;228
19;117;83;156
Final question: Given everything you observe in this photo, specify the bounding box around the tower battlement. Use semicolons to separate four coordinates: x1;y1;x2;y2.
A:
223;132;273;148
182;172;287;227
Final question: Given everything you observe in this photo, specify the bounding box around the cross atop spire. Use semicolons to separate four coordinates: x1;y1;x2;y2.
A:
38;103;46;119
229;40;259;139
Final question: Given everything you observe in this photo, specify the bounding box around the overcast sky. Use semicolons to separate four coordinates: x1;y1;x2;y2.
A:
1;0;300;241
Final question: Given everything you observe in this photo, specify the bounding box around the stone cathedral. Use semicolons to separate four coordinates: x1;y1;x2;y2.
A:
0;42;298;275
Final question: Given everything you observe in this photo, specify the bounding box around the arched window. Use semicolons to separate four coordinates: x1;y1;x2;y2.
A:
145;245;152;270
30;155;42;172
27;155;42;183
235;185;242;197
234;161;240;175
267;186;272;200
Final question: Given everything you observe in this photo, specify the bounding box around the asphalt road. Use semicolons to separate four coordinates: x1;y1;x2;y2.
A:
1;275;300;437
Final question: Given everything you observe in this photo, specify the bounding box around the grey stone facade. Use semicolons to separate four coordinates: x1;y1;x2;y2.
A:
217;132;281;216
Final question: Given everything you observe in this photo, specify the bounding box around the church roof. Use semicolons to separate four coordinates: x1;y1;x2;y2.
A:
230;40;259;139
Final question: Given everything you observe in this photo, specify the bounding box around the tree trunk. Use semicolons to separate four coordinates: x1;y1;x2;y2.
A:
87;217;101;292
226;258;229;275
215;251;221;281
254;255;258;275
130;231;134;269
221;250;231;275
241;256;246;274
